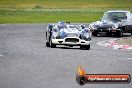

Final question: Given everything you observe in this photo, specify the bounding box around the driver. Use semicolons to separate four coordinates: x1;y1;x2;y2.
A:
57;21;67;29
80;24;85;29
111;15;118;20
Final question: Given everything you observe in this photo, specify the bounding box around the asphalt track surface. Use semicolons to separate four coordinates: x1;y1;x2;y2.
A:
0;24;132;88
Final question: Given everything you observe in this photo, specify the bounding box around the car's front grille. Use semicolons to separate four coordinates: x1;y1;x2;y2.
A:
65;38;79;43
98;27;111;29
95;25;112;29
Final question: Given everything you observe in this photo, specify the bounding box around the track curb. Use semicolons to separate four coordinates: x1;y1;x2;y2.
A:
97;38;132;50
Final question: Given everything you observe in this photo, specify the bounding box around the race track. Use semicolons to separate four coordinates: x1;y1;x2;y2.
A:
0;24;132;88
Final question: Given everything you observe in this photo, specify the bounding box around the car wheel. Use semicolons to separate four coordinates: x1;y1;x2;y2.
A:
85;44;90;50
80;44;90;50
80;45;83;49
46;42;50;47
50;40;56;48
116;30;123;37
92;32;97;36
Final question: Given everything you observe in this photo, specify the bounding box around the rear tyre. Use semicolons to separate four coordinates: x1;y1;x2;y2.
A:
85;44;90;50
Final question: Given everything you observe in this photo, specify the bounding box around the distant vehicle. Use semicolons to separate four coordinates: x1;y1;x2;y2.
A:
89;10;132;37
46;21;91;50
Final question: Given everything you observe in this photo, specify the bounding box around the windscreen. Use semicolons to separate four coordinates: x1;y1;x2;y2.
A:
102;12;127;21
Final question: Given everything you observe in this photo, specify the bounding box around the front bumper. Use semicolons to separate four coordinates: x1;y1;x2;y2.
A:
52;37;91;46
93;28;121;33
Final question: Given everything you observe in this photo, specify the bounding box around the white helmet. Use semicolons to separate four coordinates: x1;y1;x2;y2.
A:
57;21;66;29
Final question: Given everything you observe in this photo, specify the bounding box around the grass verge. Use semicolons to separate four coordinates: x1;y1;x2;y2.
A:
0;0;132;24
0;9;104;24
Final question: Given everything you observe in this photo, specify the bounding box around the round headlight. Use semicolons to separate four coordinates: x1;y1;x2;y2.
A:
89;24;97;31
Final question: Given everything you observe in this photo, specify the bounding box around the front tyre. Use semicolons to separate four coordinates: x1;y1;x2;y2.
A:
116;30;123;37
92;32;97;36
50;41;56;48
80;44;90;50
46;42;50;47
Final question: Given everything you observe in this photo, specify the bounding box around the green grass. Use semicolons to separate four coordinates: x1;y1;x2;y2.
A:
0;10;104;23
0;0;132;23
0;0;132;9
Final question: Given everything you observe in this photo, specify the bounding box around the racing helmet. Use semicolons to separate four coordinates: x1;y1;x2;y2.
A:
57;21;66;29
80;24;85;29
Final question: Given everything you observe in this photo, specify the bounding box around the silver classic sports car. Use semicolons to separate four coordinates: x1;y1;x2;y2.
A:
89;10;132;37
46;21;91;50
